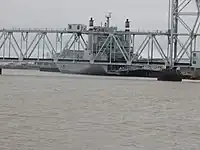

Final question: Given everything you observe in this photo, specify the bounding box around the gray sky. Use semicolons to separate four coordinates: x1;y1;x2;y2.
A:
0;0;169;30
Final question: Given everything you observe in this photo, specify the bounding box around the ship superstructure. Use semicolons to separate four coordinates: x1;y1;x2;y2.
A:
87;14;132;62
56;14;141;75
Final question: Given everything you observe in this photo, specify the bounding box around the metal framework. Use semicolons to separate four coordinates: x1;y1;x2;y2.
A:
0;29;172;66
169;0;200;66
89;32;170;65
0;0;199;68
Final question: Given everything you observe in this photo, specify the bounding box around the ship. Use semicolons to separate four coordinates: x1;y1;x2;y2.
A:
56;14;146;76
56;14;188;78
57;50;108;75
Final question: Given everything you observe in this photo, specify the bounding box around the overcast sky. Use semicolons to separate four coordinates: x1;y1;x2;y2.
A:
0;0;170;30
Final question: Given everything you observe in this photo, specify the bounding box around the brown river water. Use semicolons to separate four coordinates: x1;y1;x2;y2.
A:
0;69;200;150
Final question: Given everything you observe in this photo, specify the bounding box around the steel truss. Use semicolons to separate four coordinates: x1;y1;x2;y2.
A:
89;33;170;66
59;33;87;58
0;28;199;66
169;0;200;66
0;0;200;67
0;29;88;61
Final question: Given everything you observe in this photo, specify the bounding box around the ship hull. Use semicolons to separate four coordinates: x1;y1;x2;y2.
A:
116;69;162;78
39;67;60;72
57;63;108;75
38;62;60;72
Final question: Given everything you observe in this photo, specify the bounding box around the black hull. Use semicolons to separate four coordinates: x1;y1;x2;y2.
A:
1;66;39;70
157;69;182;82
39;67;60;72
110;69;162;78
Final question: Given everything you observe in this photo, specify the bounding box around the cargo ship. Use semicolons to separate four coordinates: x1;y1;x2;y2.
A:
55;14;199;79
56;14;158;76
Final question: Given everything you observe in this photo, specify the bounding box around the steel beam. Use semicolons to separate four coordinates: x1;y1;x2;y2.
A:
170;0;200;65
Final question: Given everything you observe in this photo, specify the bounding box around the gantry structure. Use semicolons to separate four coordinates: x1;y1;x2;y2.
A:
0;0;199;68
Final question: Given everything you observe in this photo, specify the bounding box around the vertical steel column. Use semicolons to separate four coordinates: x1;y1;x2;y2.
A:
151;34;154;61
42;33;45;59
25;32;28;58
60;33;63;53
170;0;175;67
8;33;11;58
174;0;178;59
3;33;6;59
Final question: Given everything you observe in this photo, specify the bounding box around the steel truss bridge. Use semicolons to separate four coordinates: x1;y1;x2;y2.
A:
0;0;200;68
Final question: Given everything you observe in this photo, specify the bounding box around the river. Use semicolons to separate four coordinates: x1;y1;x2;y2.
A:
0;69;200;150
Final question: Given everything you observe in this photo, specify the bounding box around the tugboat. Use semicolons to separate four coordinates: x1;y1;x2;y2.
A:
157;67;182;82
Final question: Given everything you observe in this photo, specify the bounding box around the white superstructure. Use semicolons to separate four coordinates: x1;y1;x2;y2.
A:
56;14;133;75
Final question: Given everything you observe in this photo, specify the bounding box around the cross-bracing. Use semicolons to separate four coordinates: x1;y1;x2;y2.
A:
0;0;199;69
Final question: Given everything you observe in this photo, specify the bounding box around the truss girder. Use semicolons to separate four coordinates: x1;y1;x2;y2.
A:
169;0;200;65
0;26;199;66
0;31;88;60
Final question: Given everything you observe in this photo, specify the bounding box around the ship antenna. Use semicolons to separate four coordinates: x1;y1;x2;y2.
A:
105;12;112;28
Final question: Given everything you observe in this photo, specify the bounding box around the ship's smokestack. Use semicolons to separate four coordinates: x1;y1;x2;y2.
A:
89;17;94;30
125;19;130;31
88;17;94;51
125;19;131;49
